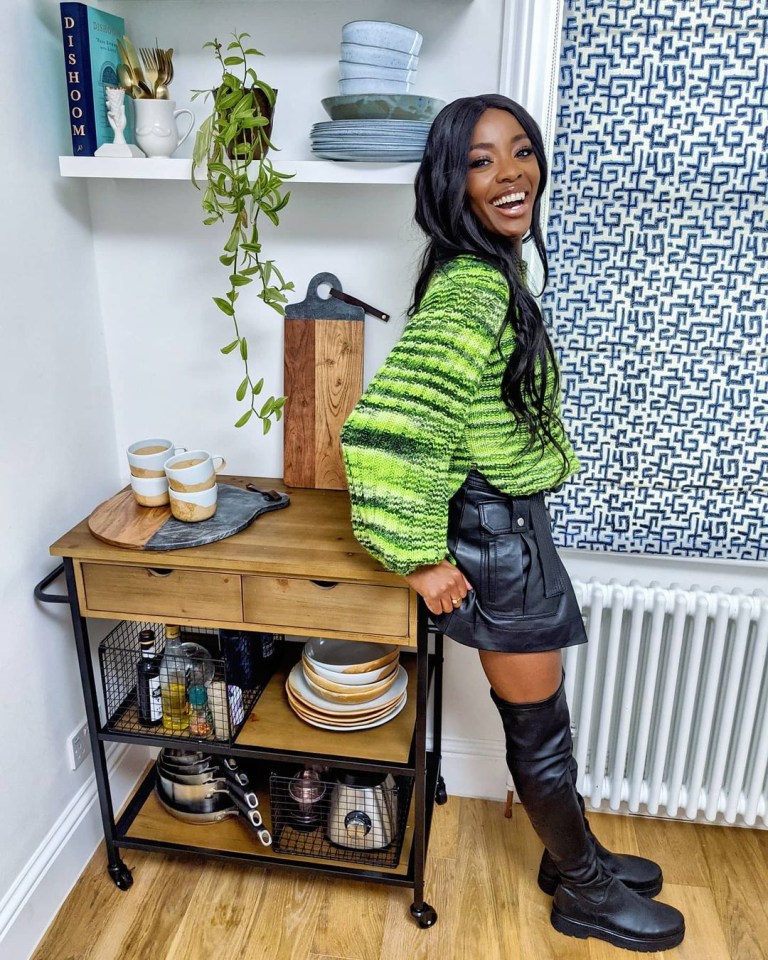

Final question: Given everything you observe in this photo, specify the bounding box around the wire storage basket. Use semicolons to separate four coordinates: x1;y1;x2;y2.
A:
270;767;413;868
98;621;283;743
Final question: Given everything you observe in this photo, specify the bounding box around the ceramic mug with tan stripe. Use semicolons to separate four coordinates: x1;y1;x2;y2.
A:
164;449;226;494
127;438;186;479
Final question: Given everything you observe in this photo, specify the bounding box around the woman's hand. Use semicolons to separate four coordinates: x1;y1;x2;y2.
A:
405;559;473;616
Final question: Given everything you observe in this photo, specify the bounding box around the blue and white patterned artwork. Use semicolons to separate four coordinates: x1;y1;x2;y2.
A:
544;0;768;560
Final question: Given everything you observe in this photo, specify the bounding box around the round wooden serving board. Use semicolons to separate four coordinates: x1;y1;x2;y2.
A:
88;484;290;551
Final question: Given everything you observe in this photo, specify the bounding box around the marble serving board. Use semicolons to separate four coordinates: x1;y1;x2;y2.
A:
88;483;290;550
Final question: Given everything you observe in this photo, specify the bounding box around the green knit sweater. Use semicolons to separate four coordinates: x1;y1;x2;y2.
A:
340;256;580;575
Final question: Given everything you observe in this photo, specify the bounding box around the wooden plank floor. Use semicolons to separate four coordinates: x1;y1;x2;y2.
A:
32;798;768;960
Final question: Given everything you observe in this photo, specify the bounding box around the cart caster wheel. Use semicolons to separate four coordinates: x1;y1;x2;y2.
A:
108;861;133;891
435;776;448;805
410;902;438;928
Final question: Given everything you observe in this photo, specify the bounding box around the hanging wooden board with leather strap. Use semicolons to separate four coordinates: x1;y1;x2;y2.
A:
283;272;364;489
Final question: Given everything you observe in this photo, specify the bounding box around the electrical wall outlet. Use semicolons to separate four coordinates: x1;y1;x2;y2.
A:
67;720;91;770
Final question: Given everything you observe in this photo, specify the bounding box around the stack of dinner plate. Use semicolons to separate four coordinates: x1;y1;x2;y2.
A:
310;119;432;162
285;638;407;731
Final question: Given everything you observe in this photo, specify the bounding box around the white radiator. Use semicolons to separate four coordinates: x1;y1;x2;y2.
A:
560;580;768;827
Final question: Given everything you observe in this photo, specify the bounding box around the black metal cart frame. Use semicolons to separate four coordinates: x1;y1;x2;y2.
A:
36;561;447;927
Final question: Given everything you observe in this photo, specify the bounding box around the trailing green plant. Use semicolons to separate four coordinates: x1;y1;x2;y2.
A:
191;32;294;434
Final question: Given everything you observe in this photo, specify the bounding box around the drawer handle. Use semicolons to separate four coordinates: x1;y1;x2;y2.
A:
310;580;339;590
146;568;174;578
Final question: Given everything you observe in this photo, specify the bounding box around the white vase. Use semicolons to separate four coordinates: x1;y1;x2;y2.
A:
134;99;194;158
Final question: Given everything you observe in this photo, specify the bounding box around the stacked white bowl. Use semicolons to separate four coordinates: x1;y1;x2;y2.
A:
338;20;423;95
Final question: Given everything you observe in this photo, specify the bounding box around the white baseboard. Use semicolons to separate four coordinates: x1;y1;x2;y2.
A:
439;735;508;802
0;744;150;960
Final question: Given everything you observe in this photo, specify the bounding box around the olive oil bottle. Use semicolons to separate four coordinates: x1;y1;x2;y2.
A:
159;624;189;731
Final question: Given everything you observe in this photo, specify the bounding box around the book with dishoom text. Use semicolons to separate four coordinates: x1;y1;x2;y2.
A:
60;2;125;155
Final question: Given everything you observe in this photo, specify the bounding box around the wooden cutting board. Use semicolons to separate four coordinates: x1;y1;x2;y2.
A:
283;273;364;490
88;482;290;550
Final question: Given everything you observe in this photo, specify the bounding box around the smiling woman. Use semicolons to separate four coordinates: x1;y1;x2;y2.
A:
466;108;542;239
339;93;686;952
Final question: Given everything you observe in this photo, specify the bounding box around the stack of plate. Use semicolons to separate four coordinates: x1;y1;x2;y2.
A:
310;119;432;162
286;638;408;730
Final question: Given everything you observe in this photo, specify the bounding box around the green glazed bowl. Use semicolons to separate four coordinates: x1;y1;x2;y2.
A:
321;93;445;122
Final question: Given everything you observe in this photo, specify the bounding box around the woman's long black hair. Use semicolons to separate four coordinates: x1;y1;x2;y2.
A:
412;93;570;479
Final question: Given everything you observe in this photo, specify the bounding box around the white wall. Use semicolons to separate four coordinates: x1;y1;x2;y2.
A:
92;0;504;478
0;2;147;957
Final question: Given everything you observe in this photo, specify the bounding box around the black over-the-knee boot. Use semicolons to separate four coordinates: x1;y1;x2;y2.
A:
537;752;663;897
491;680;685;952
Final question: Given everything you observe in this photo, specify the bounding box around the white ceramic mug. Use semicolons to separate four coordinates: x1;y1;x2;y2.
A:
169;484;218;523
127;439;186;478
130;475;169;507
165;450;226;493
133;99;194;158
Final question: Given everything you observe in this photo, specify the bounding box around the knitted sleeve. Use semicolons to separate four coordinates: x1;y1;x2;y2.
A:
340;257;510;575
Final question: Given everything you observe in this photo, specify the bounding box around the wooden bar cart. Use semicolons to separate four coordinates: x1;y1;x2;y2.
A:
37;477;446;927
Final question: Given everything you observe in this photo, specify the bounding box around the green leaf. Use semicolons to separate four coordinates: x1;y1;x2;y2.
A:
213;296;234;316
252;377;264;395
220;339;239;355
236;377;248;401
235;409;253;428
217;90;242;111
223;56;244;66
240;338;248;361
259;398;273;418
219;254;236;266
262;417;272;435
251;79;277;105
230;274;253;286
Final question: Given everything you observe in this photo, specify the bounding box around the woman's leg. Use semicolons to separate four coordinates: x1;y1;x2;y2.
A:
481;649;663;897
479;648;563;702
482;648;685;951
481;649;595;882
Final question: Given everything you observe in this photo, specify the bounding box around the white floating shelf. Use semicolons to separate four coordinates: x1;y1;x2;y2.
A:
58;156;419;185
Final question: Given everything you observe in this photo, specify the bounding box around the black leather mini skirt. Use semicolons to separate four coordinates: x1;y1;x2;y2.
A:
431;470;588;653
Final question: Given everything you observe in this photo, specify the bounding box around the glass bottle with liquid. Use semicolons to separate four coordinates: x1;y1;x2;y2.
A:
136;628;162;726
188;676;213;738
159;624;189;732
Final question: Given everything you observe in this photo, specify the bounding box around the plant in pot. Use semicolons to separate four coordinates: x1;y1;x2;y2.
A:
192;32;294;434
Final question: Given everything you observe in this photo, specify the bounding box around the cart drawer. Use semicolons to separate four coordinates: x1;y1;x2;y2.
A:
81;563;242;622
243;576;409;638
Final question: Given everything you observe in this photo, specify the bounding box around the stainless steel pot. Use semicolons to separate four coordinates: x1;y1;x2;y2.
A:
156;780;271;845
156;786;238;824
158;762;223;785
157;769;231;807
160;748;212;766
159;756;219;777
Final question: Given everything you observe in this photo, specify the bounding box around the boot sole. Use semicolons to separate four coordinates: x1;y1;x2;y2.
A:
538;869;663;899
550;908;684;952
